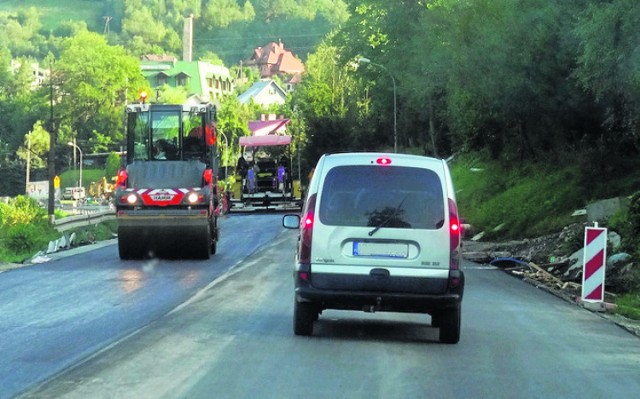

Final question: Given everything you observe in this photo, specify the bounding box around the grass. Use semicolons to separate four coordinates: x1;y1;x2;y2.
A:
0;0;103;31
60;168;106;191
450;153;584;239
71;220;118;245
616;293;640;320
0;219;117;265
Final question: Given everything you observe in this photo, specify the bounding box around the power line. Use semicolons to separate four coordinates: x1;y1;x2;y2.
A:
194;32;327;42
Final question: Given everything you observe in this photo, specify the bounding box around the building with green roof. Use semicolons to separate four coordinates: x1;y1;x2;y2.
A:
141;56;234;104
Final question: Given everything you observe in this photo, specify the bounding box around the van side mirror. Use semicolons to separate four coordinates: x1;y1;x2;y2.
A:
283;214;300;229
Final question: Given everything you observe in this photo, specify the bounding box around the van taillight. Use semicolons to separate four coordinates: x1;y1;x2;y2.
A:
449;198;461;270
299;193;317;264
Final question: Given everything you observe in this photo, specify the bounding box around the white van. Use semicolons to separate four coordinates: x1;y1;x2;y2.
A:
283;152;464;343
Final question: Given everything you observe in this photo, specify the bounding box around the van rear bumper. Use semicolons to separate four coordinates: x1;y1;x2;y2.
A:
295;271;464;314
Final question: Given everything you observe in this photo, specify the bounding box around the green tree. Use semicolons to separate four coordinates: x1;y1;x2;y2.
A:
121;2;176;55
217;95;251;157
333;0;600;160
55;30;146;152
105;152;122;178
0;54;42;158
155;85;189;104
202;0;255;29
573;0;640;155
291;43;366;164
16;121;49;169
0;7;45;59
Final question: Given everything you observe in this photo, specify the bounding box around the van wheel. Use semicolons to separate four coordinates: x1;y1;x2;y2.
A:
438;306;461;344
293;300;316;336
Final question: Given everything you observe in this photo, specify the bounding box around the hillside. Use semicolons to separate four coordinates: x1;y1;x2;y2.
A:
0;0;344;65
0;0;103;31
449;153;640;240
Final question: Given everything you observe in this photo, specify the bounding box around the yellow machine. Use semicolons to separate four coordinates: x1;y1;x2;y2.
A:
88;176;115;202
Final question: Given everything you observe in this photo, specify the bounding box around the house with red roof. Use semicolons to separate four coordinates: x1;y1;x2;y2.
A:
245;41;305;79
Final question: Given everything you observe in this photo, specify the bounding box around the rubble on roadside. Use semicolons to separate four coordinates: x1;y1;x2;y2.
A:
462;224;634;295
461;224;640;336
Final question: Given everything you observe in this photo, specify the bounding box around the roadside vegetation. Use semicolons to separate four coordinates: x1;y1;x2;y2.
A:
450;154;582;239
0;195;117;266
0;196;60;263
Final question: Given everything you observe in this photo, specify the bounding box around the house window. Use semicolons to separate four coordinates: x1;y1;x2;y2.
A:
157;75;167;86
177;75;188;86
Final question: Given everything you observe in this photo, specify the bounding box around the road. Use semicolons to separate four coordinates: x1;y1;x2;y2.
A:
0;214;283;399
2;214;640;398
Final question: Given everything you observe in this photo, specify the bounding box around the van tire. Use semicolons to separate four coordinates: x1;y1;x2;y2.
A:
431;313;440;328
293;300;315;336
438;306;461;344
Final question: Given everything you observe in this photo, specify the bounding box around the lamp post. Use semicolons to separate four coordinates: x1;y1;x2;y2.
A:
67;141;83;188
358;57;397;153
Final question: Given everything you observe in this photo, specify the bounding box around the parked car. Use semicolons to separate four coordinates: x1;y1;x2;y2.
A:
283;152;465;343
62;186;86;201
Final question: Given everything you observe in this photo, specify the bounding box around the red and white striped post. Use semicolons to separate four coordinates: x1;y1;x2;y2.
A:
581;223;607;302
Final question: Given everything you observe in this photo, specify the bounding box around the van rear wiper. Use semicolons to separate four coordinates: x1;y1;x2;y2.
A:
368;196;407;236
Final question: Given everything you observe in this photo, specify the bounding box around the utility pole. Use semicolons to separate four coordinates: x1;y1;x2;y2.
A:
25;132;31;194
47;58;56;224
103;16;112;36
357;58;397;153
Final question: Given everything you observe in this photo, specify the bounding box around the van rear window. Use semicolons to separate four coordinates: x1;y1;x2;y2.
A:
318;165;445;229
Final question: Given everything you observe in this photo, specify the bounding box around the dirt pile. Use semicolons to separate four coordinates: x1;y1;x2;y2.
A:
462;223;635;296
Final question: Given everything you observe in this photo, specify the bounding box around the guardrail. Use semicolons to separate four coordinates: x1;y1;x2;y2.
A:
53;209;116;232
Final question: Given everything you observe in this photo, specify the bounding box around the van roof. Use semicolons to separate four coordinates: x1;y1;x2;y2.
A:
321;152;446;168
312;152;455;201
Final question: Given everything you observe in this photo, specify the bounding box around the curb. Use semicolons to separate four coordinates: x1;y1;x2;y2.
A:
518;275;640;339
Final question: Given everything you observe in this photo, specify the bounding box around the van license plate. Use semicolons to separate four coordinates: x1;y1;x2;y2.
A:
353;242;408;258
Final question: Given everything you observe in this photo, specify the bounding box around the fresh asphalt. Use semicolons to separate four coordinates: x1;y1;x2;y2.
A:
0;213;286;399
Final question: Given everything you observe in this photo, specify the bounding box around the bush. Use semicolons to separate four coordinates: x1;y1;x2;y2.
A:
105;152;122;178
0;196;46;226
5;224;58;255
608;191;640;259
628;191;640;236
0;196;60;262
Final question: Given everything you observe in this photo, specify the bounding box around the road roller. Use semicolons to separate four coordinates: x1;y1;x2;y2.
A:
114;96;220;259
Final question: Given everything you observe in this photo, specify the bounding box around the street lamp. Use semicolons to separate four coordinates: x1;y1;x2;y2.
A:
67;141;83;188
358;57;397;153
